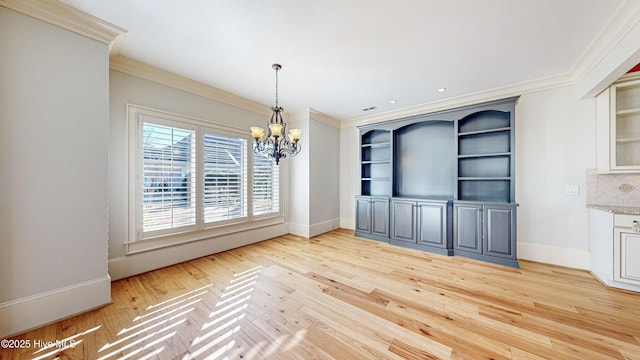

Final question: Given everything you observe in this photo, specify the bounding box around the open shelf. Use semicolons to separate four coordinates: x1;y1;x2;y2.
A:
458;127;511;137
361;129;391;196
457;109;513;202
458;179;511;203
458;110;510;133
362;160;391;164
458;131;510;156
616;137;640;143
362;130;390;145
458;177;511;181
361;179;391;197
458;152;510;159
617;108;640;116
458;155;510;178
616;83;640;112
362;141;391;146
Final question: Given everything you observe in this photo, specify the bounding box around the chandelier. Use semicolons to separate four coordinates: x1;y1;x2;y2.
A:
250;64;302;165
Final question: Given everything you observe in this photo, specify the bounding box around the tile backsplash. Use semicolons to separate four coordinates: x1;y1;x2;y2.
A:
586;168;640;207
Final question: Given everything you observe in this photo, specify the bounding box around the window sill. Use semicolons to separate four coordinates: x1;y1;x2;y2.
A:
125;215;285;255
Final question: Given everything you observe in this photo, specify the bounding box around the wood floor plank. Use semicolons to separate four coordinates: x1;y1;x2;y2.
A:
2;229;640;359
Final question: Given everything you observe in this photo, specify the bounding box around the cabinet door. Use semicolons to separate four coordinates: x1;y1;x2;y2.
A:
417;202;446;247
391;200;416;243
371;198;390;237
483;204;516;259
611;80;640;170
355;197;372;234
454;204;482;253
614;229;640;286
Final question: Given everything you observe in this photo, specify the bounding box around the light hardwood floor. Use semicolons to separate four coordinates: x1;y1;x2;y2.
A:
2;229;640;359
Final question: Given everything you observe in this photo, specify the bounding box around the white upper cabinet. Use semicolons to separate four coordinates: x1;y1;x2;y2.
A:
597;74;640;173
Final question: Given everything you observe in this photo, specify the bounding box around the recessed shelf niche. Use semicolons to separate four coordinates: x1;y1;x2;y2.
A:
393;121;454;198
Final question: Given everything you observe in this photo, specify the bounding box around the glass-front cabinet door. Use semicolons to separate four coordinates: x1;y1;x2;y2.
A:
612;78;640;169
597;73;640;173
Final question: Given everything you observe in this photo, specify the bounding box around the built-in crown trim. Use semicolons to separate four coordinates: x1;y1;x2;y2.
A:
110;55;271;116
0;0;126;46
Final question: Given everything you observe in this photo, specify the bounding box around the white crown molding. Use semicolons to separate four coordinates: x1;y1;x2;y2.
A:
341;72;571;128
309;108;341;128
571;0;640;84
578;0;640;99
0;0;126;46
110;55;271;116
286;108;340;128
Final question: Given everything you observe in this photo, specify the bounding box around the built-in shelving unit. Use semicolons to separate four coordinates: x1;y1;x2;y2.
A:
456;110;514;203
361;130;391;196
355;97;519;268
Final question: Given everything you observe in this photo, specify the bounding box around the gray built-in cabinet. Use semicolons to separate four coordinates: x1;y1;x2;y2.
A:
354;97;519;267
355;196;390;241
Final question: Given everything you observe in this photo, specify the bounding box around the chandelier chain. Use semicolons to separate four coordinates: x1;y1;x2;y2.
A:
274;66;279;108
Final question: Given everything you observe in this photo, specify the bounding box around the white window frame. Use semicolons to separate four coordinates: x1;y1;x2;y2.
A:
126;104;283;254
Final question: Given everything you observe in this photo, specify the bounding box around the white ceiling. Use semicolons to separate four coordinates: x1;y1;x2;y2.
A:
63;0;624;121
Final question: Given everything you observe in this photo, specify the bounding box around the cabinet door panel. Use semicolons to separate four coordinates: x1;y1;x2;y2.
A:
391;200;415;243
371;199;389;237
355;198;371;233
615;231;640;285
484;205;515;259
418;203;445;247
454;204;482;253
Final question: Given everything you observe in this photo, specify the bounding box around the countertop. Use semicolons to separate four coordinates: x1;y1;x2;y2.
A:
586;205;640;215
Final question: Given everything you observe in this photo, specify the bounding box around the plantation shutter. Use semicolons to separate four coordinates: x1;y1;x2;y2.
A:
131;106;282;246
252;153;280;215
203;132;247;224
141;120;196;234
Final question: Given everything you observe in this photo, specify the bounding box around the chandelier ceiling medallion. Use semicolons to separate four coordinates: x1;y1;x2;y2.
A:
250;64;302;165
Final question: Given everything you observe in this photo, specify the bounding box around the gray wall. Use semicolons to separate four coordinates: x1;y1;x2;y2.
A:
309;118;340;226
288;111;341;237
0;7;110;334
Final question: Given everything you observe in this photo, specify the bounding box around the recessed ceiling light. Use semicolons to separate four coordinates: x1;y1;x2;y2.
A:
438;88;447;93
389;100;397;104
362;106;377;112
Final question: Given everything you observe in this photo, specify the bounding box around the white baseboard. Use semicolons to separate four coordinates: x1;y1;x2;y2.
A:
309;218;341;238
289;218;341;238
288;222;310;238
518;242;591;270
0;275;111;338
109;223;289;280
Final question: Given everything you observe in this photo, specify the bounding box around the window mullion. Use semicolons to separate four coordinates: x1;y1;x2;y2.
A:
247;140;254;220
196;126;205;230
